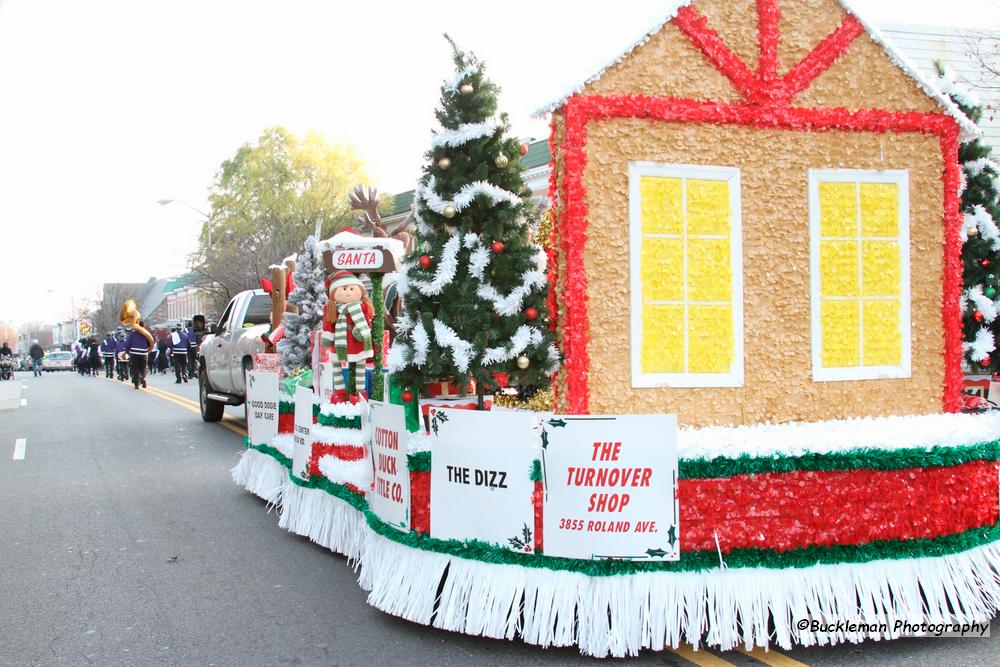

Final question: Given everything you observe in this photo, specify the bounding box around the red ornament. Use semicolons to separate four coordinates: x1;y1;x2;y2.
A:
975;310;985;322
983;259;991;268
982;357;992;367
520;142;529;156
419;254;433;269
524;306;539;321
401;390;415;403
491;241;505;254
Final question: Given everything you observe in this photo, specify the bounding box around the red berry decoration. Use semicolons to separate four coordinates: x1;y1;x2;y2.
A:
982;357;992;367
524;306;539;321
401;390;415;403
419;254;433;269
520;142;528;156
983;259;991;268
975;310;985;322
491;241;505;254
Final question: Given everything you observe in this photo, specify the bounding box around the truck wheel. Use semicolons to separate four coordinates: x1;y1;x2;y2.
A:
199;367;225;422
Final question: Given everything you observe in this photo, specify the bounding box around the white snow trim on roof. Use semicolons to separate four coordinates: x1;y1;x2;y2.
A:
678;411;1000;461
318;455;372;492
319;401;363;419
935;65;983;110
533;0;980;140
318;231;405;257
431;119;504;149
272;433;295;458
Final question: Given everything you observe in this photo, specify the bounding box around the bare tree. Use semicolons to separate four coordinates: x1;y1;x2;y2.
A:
92;283;147;334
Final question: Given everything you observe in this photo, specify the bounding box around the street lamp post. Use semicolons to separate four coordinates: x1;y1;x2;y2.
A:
158;198;212;248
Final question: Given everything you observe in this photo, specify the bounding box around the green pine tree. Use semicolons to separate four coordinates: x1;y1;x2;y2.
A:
935;63;1000;373
388;38;559;408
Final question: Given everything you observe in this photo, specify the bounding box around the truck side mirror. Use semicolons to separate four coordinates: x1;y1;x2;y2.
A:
208;323;218;334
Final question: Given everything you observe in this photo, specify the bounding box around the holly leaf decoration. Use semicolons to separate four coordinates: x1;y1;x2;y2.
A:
667;524;677;548
507;522;533;552
431;410;450;436
547;418;567;428
541;429;549;450
646;548;667;558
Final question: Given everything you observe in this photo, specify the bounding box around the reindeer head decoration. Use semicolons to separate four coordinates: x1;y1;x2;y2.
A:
349;184;413;253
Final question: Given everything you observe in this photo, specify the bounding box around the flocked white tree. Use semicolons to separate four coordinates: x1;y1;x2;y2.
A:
278;235;328;374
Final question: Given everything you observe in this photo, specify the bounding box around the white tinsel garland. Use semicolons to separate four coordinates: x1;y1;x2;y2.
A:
412;321;430;366
477;271;546;316
966;157;1000;178
964;327;996;362
433;319;475;372
386;343;409;373
443;65;478;94
965;205;1000;250
482;325;543;364
965;285;999;323
431;119;503;149
420;176;521;215
402;234;462;297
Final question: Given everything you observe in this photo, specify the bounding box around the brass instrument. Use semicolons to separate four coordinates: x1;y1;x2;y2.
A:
119;299;155;351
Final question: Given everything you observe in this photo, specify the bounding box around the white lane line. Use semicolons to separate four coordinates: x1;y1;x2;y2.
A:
13;438;26;460
19;398;26;407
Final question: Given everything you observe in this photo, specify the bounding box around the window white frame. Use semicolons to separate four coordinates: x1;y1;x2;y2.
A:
628;162;744;388
809;168;911;382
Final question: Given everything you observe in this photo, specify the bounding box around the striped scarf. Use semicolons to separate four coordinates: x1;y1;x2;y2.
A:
334;300;372;361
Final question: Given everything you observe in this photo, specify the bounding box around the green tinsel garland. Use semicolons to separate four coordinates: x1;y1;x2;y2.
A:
279;400;295;414
530;459;542;482
316;413;362;429
408;451;431;472
242;439;1000;576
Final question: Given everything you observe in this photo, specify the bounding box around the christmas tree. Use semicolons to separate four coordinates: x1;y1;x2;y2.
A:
935;63;1000;373
388;38;559;408
278;235;328;374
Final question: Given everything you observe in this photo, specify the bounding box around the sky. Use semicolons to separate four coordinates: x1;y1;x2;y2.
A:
0;0;998;326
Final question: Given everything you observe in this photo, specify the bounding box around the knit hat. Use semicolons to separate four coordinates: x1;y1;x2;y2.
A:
328;270;363;292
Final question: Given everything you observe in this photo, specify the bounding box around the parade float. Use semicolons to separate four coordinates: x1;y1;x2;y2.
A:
232;0;1000;658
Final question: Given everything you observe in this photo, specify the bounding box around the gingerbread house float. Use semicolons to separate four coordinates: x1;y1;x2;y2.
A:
543;0;977;425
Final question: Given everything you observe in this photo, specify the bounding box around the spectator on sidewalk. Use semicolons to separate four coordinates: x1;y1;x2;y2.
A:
29;340;44;377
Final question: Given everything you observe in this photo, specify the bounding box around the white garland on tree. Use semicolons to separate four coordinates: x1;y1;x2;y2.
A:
965;284;999;323
419;176;521;215
962;205;1000;249
964;326;996;362
431;119;504;149
432;319;475;372
443;65;477;94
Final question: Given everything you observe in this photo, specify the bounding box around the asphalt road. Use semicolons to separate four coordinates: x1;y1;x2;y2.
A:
1;370;999;666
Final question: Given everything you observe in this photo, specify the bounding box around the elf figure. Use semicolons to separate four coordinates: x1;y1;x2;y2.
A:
321;270;373;402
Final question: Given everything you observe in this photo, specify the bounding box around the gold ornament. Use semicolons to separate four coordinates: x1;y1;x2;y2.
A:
459;83;474;95
437;157;451;170
516;355;530;369
533;210;553;250
969;226;979;236
495;153;509;168
442;204;457;219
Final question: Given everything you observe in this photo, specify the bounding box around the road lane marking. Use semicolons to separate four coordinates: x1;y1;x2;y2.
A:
97;377;248;437
13;438;26;460
737;648;810;667
19;398;26;407
143;386;247;430
671;646;738;666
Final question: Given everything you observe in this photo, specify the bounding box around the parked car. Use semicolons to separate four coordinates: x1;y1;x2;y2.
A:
44;351;74;371
197;289;271;421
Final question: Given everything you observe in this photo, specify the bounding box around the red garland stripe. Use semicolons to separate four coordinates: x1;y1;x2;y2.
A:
546;118;559;336
941;127;964;412
773;15;864;102
755;0;780;86
681;460;998;553
278;412;294;434
307;442;366;477
410;470;430;535
557;93;963;414
673;6;762;102
532;480;544;553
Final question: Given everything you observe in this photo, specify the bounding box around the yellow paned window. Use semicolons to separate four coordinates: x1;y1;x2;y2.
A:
811;170;909;381
631;165;742;387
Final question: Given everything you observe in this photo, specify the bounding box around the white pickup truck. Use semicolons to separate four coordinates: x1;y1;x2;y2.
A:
197;289;272;422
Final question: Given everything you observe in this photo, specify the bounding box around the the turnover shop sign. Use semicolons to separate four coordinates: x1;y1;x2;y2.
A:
368;401;410;531
430;408;536;552
247;370;280;446
292;384;314;480
542;415;679;560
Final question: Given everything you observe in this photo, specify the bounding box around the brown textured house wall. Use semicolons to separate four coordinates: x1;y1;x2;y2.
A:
572;120;944;427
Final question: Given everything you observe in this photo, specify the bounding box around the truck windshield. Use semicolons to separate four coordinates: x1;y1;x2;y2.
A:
242;294;273;326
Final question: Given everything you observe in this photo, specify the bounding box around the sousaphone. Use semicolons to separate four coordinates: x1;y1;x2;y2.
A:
119;299;155;359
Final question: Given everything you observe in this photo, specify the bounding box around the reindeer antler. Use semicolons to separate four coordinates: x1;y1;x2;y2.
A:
349;183;414;252
349;185;386;237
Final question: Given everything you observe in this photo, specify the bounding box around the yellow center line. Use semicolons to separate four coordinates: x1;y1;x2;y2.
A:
737;648;810;667
99;376;248;436
143;385;247;427
670;646;739;667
